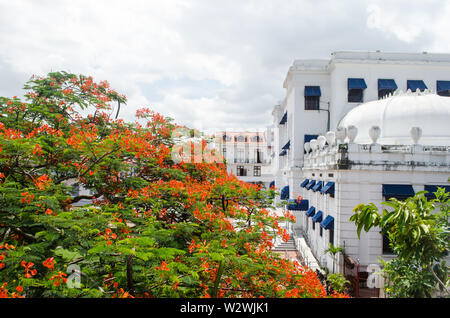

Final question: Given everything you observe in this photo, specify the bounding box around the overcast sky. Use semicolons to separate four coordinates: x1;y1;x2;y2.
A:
0;0;448;133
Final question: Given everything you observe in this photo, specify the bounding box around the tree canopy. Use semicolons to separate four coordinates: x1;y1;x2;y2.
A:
0;71;345;298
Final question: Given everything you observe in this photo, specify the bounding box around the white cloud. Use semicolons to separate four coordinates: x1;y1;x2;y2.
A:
0;0;447;131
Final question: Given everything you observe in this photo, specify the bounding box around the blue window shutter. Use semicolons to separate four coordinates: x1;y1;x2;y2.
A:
304;86;321;97
320;215;334;230
300;179;309;188
382;184;415;200
280;186;290;200
312;211;323;223
348;78;367;90
407;80;427;92
378;79;397;91
306;206;316;217
320;182;335;195
305;180;316;190
312;181;323;192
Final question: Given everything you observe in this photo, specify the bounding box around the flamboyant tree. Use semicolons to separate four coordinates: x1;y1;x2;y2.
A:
0;71;346;298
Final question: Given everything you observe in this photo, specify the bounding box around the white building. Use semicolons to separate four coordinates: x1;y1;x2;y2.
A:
217;131;273;189
270;51;450;294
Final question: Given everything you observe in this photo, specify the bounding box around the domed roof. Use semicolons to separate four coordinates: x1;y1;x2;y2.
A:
338;91;450;146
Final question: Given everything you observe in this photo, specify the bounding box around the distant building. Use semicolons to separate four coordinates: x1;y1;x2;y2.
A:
217;131;273;189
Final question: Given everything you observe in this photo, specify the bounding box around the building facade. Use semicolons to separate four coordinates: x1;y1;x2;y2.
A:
217;131;273;189
270;51;450;283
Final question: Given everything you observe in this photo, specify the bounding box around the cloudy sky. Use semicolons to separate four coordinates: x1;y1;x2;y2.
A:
0;0;448;132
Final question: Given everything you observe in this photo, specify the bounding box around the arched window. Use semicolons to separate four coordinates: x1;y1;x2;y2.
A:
235;135;246;142
251;135;262;142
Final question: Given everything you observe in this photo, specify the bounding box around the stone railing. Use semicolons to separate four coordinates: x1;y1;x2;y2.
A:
303;126;450;170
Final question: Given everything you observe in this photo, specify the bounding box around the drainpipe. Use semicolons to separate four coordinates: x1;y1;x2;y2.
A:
319;101;331;132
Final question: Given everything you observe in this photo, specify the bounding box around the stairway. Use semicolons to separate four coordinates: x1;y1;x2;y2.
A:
272;237;297;252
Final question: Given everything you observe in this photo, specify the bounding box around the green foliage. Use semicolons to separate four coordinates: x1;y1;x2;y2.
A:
326;273;350;294
350;188;450;298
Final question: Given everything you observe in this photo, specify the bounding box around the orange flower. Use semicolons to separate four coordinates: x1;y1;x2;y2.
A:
42;257;55;270
21;261;37;278
50;272;67;287
16;286;23;293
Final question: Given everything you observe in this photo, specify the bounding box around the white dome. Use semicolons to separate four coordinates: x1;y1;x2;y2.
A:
338;91;450;146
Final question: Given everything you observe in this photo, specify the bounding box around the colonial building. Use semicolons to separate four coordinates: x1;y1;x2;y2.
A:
217;131;273;189
270;51;450;294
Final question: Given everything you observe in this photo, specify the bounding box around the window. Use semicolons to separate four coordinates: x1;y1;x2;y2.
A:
222;148;226;161
312;221;315;231
378;79;397;99
304;86;321;110
255;149;263;163
251;135;262;142
222;134;231;142
382;232;394;255
329;229;334;245
235;148;244;163
235;135;247;142
253;166;261;177
348;89;364;103
236;166;246;177
437;81;450;96
305;96;320;110
347;78;367;103
320;226;323;237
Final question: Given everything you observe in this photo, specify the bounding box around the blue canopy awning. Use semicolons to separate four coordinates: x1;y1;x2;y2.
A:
348;78;367;90
312;181;323;192
305;180;316;190
378;79;398;91
305;206;316;217
382;184;415;200
424;185;450;199
320;182;335;195
437;81;450;93
282;140;291;150
280;186;290;200
287;199;309;211
279;111;287;125
304;86;321;97
320;215;334;230
269;181;275;189
304;134;319;143
300;179;309;188
279;149;287;156
312;210;323;223
407;80;427;92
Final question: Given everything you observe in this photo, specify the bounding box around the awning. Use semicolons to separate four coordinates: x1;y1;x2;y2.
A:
407;80;427;92
279;111;287;125
320;182;335;195
300;179;309;188
305;206;316;217
280;186;290;200
312;181;323;192
305;180;316;190
320;215;334;230
304;134;319;143
437;81;450;93
382;184;415;200
312;210;323;223
287;199;309;211
304;86;321;97
282;140;290;150
279;149;287;156
269;181;275;189
424;185;450;199
348;78;367;90
378;79;398;91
